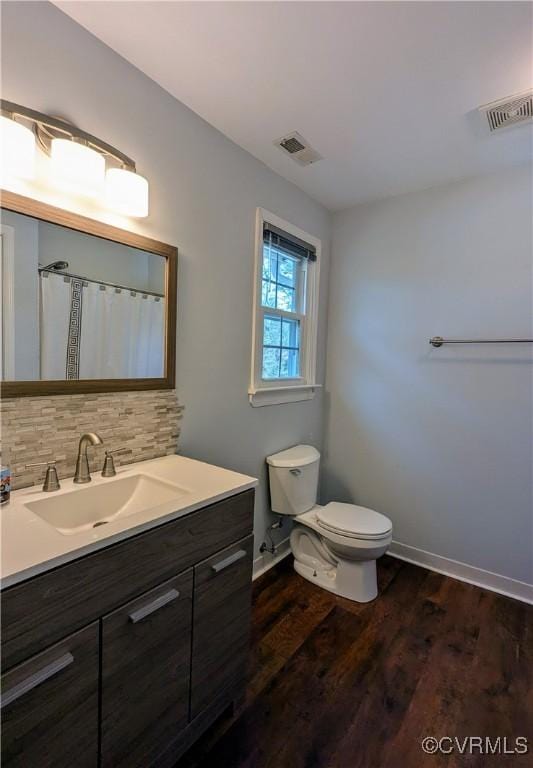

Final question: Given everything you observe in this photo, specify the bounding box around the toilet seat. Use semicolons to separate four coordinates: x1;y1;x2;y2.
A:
316;502;392;541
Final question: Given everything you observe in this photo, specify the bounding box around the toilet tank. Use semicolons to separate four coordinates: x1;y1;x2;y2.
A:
266;445;320;516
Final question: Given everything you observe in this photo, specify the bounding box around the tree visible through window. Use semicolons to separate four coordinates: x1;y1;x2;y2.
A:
261;235;306;379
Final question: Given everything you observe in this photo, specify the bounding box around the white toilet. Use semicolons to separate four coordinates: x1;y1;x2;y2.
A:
267;445;392;603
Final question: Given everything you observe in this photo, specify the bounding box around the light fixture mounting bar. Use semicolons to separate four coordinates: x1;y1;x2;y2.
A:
0;99;136;171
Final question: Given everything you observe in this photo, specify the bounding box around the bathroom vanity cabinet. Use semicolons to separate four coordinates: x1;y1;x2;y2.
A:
1;489;254;768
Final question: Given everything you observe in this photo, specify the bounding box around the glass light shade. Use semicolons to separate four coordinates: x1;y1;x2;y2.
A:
0;116;36;180
105;167;149;217
51;138;105;198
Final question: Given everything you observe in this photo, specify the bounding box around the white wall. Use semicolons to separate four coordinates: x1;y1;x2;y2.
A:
38;222;165;294
1;210;40;380
1;2;331;559
324;166;532;587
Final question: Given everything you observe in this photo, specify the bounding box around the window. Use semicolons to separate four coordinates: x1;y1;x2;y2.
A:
250;209;320;407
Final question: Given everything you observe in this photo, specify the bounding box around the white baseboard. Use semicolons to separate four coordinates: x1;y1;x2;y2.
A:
253;536;291;581
389;540;533;605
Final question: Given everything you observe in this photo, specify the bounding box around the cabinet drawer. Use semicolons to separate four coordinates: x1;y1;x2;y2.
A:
190;535;253;719
101;570;193;768
1;623;99;768
2;489;254;669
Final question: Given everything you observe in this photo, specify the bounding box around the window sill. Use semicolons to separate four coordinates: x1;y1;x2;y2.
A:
248;384;321;408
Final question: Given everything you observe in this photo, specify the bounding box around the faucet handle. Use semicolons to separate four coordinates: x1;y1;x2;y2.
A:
101;448;127;478
26;461;60;492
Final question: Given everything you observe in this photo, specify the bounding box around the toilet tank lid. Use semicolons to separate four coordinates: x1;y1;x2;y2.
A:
266;444;320;468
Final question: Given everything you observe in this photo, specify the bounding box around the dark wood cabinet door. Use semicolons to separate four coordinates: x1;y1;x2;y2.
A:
101;570;193;768
1;623;99;768
190;535;253;720
2;489;254;671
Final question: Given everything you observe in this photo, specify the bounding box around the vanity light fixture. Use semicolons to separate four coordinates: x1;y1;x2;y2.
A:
0;113;36;181
105;167;149;218
0;100;149;217
51;138;105;199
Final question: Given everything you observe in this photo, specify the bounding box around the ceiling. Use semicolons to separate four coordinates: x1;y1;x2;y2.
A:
55;1;532;211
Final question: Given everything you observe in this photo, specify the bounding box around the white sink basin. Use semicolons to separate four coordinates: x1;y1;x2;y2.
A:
2;454;258;588
25;474;189;536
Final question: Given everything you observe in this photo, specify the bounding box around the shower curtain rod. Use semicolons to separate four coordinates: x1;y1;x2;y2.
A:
38;266;164;299
430;336;533;348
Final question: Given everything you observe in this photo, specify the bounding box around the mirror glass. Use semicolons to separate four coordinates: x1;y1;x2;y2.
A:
1;210;166;382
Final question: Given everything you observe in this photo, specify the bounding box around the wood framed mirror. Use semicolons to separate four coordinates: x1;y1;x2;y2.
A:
0;191;176;397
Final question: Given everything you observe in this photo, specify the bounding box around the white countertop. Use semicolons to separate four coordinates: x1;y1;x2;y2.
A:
1;454;258;589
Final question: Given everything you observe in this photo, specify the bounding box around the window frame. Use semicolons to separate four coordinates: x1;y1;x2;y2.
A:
249;208;321;407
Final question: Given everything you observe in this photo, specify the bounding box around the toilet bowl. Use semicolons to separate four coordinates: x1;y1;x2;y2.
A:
267;445;392;603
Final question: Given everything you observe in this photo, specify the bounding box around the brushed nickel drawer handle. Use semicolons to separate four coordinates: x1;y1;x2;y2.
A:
1;652;74;709
211;549;247;574
128;589;180;624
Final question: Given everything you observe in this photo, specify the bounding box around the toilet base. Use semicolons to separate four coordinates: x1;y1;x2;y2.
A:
293;556;378;603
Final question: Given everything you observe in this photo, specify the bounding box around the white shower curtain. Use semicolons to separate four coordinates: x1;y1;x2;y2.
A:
40;276;165;380
40;273;71;379
79;284;165;379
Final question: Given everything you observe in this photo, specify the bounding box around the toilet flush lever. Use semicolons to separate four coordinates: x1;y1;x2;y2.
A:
290;468;302;477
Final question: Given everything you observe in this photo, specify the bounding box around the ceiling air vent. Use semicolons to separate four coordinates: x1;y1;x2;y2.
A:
274;132;322;166
479;90;533;133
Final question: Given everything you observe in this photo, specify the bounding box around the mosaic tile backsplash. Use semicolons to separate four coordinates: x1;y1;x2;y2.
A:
1;390;183;490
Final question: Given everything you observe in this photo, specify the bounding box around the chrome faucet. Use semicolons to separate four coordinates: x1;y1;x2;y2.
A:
74;433;103;484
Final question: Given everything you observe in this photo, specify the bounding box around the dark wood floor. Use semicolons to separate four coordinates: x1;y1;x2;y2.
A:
177;555;533;768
